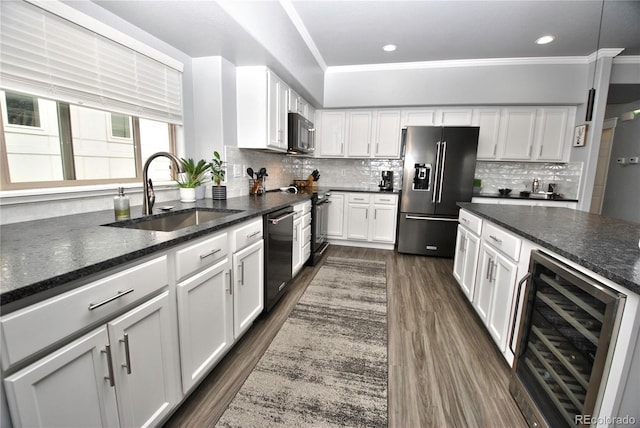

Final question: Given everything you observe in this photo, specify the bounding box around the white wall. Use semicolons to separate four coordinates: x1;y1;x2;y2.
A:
601;100;640;223
323;61;588;108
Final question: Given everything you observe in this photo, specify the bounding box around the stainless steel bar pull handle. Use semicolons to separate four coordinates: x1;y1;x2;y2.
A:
247;230;261;238
509;273;531;355
437;141;447;203
199;248;221;260
226;269;232;295
489;235;502;244
238;261;245;285
270;211;295;224
120;333;132;374
103;345;115;387
405;215;458;222
88;289;134;310
432;141;441;203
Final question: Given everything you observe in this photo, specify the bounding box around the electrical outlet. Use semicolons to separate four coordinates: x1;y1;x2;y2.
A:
628;156;639;164
617;157;627;165
233;164;242;178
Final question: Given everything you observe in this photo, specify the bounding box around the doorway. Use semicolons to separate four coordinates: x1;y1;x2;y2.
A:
589;118;617;214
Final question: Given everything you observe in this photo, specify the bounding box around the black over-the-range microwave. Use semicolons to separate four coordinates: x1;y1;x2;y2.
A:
288;112;315;155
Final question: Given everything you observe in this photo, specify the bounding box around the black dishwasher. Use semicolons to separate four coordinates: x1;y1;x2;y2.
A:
264;207;295;312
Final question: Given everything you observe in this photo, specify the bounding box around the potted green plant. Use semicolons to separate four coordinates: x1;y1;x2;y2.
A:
178;158;209;202
209;150;227;200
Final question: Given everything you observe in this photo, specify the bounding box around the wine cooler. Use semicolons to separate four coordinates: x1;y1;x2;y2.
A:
510;251;625;428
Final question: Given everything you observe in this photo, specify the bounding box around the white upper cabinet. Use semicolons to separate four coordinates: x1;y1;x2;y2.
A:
317;109;401;159
437;108;474;126
317;110;347;157
236;66;289;152
288;88;313;122
472;108;502;159
485;106;575;162
498;108;538;160
401;109;436;127
347;111;374;157
533;107;573;161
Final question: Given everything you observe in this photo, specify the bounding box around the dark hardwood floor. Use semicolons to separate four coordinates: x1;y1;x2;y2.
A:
163;246;527;427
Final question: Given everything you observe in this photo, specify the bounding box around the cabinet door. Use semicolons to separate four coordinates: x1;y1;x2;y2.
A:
371;204;397;243
3;327;119;428
401;109;436;126
473;243;495;324
346;203;369;240
267;71;288;150
292;218;302;275
374;110;402;158
472;108;501;159
454;226;480;302
486;252;518;352
347;111;373;157
534;107;569;161
327;193;345;238
318;111;346;156
438;108;473;126
108;291;181;428
176;258;233;393
498;108;537;160
232;239;264;339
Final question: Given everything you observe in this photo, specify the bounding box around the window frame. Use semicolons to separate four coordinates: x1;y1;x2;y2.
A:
0;98;177;191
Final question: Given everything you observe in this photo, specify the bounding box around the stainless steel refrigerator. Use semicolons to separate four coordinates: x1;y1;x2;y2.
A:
397;126;479;257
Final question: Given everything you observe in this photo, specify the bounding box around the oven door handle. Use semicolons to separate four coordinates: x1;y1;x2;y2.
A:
509;272;531;355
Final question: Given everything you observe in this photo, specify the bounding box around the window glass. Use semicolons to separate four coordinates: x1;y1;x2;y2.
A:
5;92;41;127
1;90;174;187
110;113;132;139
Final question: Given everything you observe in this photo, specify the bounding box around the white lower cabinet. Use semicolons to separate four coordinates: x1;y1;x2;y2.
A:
474;245;517;350
4;291;181;428
4;328;119;428
292;201;312;276
176;258;233;393
333;192;398;248
232;239;264;339
453;225;481;302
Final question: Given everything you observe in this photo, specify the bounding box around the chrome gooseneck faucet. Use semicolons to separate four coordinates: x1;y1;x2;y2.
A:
142;152;184;215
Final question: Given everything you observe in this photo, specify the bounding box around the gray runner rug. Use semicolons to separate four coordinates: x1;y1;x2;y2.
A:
216;257;388;427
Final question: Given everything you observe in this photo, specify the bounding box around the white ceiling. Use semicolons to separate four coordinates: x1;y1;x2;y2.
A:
92;0;640;65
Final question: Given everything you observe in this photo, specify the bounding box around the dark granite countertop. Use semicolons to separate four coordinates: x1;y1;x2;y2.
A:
325;187;400;195
473;193;579;202
459;203;640;294
0;192;312;313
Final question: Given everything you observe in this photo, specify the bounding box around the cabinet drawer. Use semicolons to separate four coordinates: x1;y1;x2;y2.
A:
302;224;311;244
293;200;312;215
302;213;311;228
176;232;228;281
348;193;370;204
482;222;521;261
232;218;263;252
459;209;483;236
0;255;168;370
373;194;398;205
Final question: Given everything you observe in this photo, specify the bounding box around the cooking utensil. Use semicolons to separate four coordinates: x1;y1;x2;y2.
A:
259;167;267;177
247;167;254;178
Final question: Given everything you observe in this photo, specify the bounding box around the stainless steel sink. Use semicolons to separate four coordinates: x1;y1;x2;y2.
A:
104;208;243;232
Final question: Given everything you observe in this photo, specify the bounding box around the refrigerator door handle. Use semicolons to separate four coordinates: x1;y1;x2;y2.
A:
432;141;442;203
405;215;458;222
437;141;447;203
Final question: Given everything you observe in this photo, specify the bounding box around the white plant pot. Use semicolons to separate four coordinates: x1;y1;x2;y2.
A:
179;187;196;203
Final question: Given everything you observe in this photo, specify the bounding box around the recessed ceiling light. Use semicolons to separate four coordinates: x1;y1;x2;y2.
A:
535;35;555;45
382;44;397;52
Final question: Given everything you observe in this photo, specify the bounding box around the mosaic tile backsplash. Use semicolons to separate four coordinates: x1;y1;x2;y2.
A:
225;147;581;199
474;161;582;198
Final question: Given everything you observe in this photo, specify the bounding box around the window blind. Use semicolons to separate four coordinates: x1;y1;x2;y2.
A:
0;1;183;124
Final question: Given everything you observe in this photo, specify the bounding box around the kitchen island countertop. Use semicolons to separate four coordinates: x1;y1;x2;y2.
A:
0;192;312;312
459;203;640;294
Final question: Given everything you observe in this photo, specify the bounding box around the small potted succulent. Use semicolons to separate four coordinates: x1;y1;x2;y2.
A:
209;150;227;200
178;158;209;202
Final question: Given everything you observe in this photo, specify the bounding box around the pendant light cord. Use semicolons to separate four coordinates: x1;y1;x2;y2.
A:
592;0;605;88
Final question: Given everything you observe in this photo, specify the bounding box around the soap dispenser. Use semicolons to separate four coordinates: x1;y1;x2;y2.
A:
114;187;130;220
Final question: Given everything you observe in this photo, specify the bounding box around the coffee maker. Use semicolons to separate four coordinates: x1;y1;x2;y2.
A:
379;171;394;191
